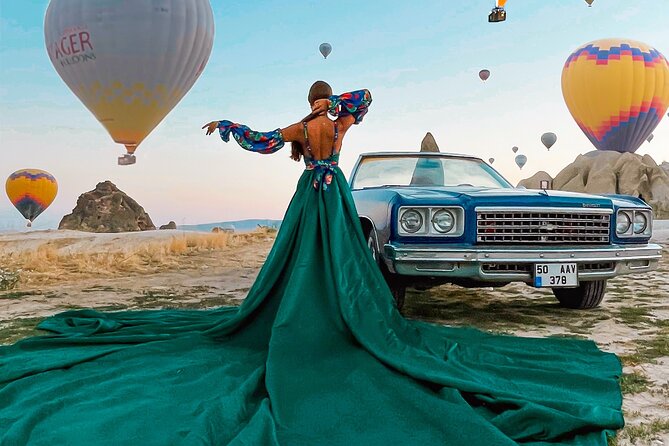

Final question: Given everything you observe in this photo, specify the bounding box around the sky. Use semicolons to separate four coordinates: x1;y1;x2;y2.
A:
1;0;668;230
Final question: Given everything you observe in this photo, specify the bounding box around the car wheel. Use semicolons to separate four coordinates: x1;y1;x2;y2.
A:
365;228;406;311
552;280;607;309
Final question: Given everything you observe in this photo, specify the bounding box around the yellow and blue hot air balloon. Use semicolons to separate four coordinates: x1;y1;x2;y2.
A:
5;169;58;227
561;38;669;153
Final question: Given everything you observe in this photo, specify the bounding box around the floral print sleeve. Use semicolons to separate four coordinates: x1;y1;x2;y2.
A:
328;89;373;124
217;120;285;154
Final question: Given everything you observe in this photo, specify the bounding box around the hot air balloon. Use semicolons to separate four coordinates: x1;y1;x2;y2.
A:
479;69;491;81
488;158;495;164
515;154;527;169
541;132;557;150
489;0;507;22
561;39;669;154
5;169;58;227
647;134;654;143
319;43;332;59
44;0;215;165
512;146;519;153
585;0;594;6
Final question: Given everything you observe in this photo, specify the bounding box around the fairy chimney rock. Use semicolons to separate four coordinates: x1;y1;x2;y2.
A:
59;181;155;233
420;132;440;152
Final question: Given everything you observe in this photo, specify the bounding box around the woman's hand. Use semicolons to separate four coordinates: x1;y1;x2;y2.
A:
311;99;330;116
202;121;219;135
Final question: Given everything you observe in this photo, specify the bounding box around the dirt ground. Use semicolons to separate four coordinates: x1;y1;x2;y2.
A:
1;229;667;445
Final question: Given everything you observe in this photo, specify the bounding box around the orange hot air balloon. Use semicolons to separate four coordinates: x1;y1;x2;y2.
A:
5;169;58;227
497;0;508;7
561;38;669;153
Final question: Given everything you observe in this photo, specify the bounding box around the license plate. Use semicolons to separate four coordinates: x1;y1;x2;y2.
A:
534;263;578;288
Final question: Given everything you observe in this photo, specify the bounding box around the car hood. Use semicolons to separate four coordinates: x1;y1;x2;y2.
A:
391;186;647;209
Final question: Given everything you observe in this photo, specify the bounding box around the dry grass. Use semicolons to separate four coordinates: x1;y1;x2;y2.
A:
1;229;275;285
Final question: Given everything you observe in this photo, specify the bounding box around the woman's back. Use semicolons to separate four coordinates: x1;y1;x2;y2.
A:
301;115;342;161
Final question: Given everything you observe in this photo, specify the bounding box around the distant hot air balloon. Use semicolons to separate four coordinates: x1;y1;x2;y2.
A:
479;69;491;81
562;39;669;154
585;0;594;6
44;0;215;165
515;154;527;169
647;134;654;143
512;146;519;153
541;132;557;150
319;43;332;59
5;169;58;227
488;158;495;164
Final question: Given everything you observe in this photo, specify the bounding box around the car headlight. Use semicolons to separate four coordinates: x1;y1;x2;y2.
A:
432;209;455;233
400;209;423;233
616;211;631;234
633;212;648;234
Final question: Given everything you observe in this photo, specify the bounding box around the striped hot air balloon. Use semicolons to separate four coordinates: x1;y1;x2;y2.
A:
5;169;58;227
561;38;669;153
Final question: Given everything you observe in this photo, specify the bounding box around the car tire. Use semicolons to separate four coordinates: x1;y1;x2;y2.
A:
366;229;406;311
552;280;607;309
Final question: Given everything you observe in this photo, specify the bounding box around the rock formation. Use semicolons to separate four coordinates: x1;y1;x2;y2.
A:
420;132;440;152
517;171;553;190
159;221;177;230
519;151;669;218
59;181;155;232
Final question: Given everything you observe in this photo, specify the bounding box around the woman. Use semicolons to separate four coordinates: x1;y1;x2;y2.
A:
0;82;622;446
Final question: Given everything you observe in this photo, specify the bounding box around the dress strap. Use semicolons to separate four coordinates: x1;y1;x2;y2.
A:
302;122;313;159
332;121;339;156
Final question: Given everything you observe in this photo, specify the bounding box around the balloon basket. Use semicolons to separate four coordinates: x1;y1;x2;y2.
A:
488;7;506;22
118;154;136;166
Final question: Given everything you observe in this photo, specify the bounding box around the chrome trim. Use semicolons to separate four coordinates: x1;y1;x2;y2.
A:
383;243;662;282
475;206;613;214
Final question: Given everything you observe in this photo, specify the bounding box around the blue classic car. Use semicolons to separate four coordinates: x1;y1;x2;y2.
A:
350;152;662;310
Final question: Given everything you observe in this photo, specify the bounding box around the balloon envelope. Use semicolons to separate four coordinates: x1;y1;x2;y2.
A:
515;155;527;169
488;158;495;164
585;0;594;5
44;0;215;158
319;43;332;59
6;169;58;223
512;146;518;153
541;132;557;150
497;0;508;6
561;38;669;154
479;69;490;81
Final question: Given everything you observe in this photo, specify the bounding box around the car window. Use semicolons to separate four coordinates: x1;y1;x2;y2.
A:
352;156;511;189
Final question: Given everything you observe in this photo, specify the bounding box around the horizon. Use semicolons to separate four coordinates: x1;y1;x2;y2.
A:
1;0;668;230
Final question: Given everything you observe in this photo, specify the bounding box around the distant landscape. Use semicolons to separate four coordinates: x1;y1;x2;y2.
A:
178;219;281;233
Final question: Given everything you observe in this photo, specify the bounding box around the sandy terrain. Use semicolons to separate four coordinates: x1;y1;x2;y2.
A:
1;226;667;445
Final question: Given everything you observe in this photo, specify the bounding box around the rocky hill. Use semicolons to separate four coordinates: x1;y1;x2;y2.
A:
519;151;669;218
59;181;155;232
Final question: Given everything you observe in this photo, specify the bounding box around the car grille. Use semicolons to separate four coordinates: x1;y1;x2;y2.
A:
476;209;610;244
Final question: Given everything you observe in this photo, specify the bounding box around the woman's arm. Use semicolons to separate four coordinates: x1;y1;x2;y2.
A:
203;120;286;154
328;89;372;130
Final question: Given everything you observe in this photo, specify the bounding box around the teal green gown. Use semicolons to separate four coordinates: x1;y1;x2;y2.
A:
0;124;623;445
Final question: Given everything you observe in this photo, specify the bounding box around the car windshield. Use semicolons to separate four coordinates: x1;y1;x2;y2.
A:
351;155;512;189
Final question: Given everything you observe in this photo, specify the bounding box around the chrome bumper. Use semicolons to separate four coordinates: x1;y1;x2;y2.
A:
384;243;663;282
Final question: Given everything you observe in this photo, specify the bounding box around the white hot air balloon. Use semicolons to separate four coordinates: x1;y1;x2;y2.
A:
515;154;527;169
44;0;215;165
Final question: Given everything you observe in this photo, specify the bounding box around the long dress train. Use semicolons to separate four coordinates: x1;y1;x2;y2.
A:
1;99;623;444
